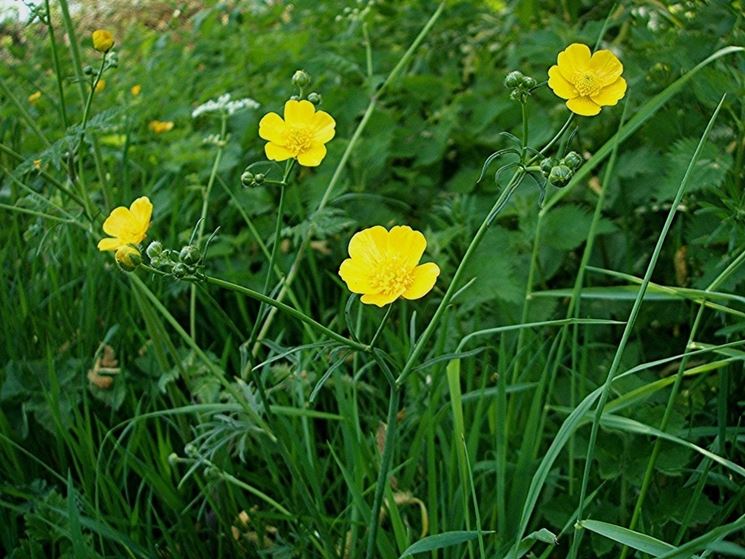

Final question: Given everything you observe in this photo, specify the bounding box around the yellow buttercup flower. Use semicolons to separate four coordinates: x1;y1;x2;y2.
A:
259;99;335;167
97;196;153;252
95;79;106;93
149;120;174;134
548;43;627;117
92;29;114;52
339;225;440;307
131;84;142;96
28;91;42;105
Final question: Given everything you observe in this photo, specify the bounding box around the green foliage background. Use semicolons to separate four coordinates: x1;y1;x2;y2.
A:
0;0;744;557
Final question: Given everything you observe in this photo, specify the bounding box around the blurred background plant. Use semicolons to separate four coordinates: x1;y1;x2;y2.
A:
0;0;744;557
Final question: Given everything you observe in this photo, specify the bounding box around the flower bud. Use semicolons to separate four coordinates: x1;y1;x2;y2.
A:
168;452;180;467
184;443;198;457
253;173;265;185
562;151;582;170
91;29;115;53
204;466;220;480
292;69;311;89
179;245;200;265
504;71;524;89
307;92;322;105
115;245;141;272
83;65;95;76
240;170;254;187
172;263;188;279
521;76;537;89
540;157;556;176
106;52;119;68
509;89;522;102
548;164;573;187
146;241;163;259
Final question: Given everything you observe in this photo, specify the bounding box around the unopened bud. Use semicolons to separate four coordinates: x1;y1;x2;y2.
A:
240;170;254;187
291;69;311;89
91;29;115;53
548;164;573;187
83;65;95;76
307;92;322;105
562;151;582;170
521;76;537;89
172;263;188;279
184;443;198;457
179;245;200;265
504;71;523;89
146;241;163;260
540;157;556;176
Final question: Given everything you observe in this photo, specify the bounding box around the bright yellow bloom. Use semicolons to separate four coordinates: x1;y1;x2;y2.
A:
95;79;106;93
115;245;142;271
339;225;440;307
149;120;174;134
28;91;42;105
259;99;335;167
131;84;142;96
548;43;627;117
92;29;115;52
33;159;42;170
97;196;153;252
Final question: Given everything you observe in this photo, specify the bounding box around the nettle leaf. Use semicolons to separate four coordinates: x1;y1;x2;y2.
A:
654;137;732;201
461;225;523;307
284;207;355;243
542;204;616;251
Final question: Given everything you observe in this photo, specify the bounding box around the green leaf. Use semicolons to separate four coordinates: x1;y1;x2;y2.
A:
580;520;674;556
398;531;494;557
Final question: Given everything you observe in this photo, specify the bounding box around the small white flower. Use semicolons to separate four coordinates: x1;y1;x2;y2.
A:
192;93;259;119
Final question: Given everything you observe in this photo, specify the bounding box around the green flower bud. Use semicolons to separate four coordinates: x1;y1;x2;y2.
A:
306;92;322;105
253;173;265;185
168;452;180;466
184;443;198;457
204;466;220;480
291;69;311;88
509;89;522;102
115;245;141;272
172;263;188;279
540;157;556;175
83;65;95;76
146;240;163;260
504;71;523;89
562;151;583;170
548;164;573;187
179;245;200;265
521;76;537;89
240;170;254;187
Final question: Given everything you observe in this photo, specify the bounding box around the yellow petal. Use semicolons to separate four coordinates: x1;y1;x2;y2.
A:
557;43;591;79
590;50;623;86
548;65;577;100
102;207;133;238
297;143;327;167
388;225;426;268
403;262;440;300
312;110;336;143
348;225;389;265
566;96;601;116
338;258;374;293
591;77;627;107
259;112;287;143
97;237;123;252
265;142;293;161
283;99;315;126
129;196;153;237
361;291;400;308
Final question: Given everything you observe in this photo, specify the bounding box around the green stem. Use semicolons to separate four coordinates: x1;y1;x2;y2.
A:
57;0;88;105
0;77;51;147
43;0;69;128
364;385;401;559
190;115;228;340
395;171;524;386
567;96;725;559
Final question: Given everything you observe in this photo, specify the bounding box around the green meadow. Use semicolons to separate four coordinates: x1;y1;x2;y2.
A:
1;1;744;557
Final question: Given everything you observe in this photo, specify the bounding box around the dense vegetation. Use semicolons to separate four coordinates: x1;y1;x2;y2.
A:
1;1;744;557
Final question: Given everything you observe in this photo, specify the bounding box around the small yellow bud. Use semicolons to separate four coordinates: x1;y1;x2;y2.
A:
130;84;142;96
33;159;42;170
94;79;106;93
115;245;142;272
92;29;115;52
28;91;42;105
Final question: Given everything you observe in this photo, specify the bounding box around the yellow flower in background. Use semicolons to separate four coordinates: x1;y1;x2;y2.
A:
95;79;106;93
97;196;153;252
339;225;440;307
149;120;174;133
33;159;42;170
131;84;142;96
259;99;335;167
28;91;42;105
92;29;115;52
548;43;627;116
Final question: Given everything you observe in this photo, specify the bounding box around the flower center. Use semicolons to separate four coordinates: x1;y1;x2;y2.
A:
572;71;600;97
370;258;415;297
286;126;313;155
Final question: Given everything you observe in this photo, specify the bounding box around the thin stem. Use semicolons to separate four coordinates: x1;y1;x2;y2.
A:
521;100;529;161
57;0;87;105
190;115;228;340
567;96;725;558
43;0;69;128
369;305;393;349
364;385;400;559
395;171;524;386
0;77;51;147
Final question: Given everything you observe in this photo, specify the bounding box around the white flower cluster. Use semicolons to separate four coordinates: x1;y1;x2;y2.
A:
191;93;259;119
